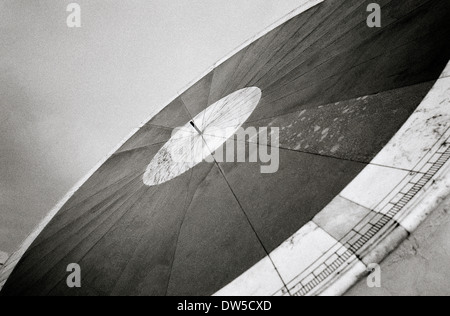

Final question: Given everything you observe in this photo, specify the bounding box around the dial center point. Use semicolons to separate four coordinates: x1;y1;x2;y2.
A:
190;121;203;136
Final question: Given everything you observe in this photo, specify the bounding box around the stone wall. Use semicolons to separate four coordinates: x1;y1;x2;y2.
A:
346;194;450;296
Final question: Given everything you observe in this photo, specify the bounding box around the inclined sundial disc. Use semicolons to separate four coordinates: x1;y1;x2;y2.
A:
1;0;450;296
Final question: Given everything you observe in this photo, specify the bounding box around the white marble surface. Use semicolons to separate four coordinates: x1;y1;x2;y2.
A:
313;196;372;241
395;164;450;232
372;77;450;171
440;61;450;78
346;196;450;296
359;225;409;267
270;222;338;286
374;175;419;216
340;165;410;211
317;260;367;296
282;234;363;296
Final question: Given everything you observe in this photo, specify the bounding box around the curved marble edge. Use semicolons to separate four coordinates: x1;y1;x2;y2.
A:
319;163;450;296
215;62;450;297
0;0;324;292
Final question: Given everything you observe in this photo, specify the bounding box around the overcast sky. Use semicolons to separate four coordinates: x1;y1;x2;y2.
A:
0;0;307;254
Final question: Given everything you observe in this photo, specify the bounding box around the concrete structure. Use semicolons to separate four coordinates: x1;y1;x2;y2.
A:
1;0;449;296
347;194;450;296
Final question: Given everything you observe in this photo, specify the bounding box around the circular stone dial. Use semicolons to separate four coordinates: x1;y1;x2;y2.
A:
2;0;449;297
144;87;262;186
